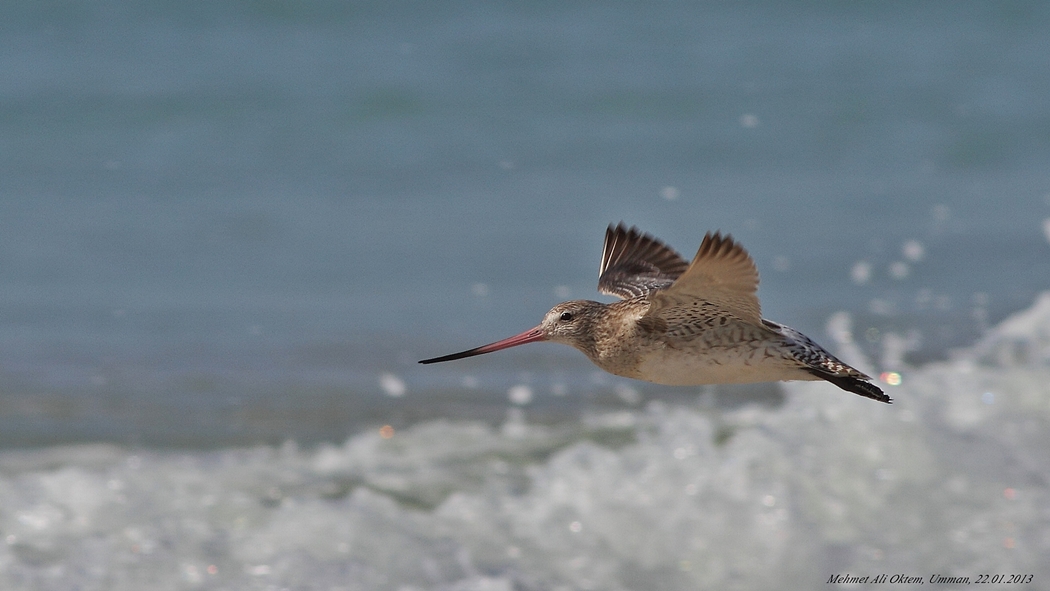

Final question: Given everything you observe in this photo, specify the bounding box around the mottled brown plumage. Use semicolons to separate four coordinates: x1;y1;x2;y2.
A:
421;223;890;403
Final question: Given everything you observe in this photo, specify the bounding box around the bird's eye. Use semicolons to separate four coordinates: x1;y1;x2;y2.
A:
559;311;573;321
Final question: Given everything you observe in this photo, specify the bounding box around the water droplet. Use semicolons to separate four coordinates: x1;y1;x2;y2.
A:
879;372;902;386
660;186;679;200
888;261;910;280
614;383;641;405
772;255;790;272
851;261;872;285
508;385;533;405
865;327;880;343
932;204;951;221
868;299;895;316
902;240;925;262
378;373;406;397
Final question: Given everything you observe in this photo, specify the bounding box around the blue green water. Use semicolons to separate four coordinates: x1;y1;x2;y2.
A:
1;3;1049;589
3;1;1049;446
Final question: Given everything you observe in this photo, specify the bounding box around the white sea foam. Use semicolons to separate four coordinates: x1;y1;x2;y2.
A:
1;295;1048;590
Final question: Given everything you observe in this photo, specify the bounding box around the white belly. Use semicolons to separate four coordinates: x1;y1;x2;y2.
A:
630;344;816;386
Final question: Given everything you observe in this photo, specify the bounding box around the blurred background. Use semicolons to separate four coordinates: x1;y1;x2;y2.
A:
0;2;1048;589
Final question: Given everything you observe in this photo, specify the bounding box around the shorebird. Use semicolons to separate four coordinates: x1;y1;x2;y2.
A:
420;223;890;403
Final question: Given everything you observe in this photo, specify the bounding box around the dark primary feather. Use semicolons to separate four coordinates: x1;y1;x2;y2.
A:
804;368;892;404
597;223;689;299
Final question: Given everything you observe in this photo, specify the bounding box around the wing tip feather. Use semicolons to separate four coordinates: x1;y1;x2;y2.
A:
598;223;690;299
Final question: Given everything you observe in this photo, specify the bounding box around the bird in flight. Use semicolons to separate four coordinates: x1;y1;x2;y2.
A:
420;223;890;403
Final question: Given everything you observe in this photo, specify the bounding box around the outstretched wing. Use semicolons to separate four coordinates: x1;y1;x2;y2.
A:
645;231;762;326
597;223;690;300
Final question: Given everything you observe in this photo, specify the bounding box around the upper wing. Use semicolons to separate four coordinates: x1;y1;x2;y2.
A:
645;231;762;325
597;223;690;300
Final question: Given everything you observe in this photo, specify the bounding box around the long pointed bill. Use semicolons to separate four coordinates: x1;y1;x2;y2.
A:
419;326;546;364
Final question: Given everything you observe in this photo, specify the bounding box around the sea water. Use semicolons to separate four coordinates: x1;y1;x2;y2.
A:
1;298;1048;589
1;2;1049;589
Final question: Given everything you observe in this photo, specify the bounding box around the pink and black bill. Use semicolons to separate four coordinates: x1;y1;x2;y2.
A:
419;327;546;364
